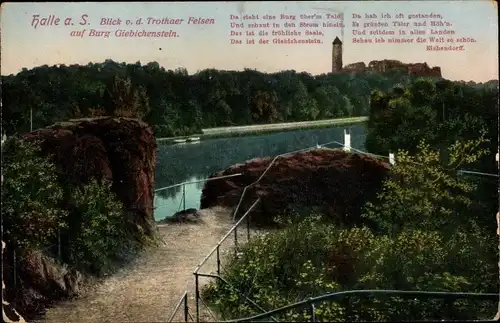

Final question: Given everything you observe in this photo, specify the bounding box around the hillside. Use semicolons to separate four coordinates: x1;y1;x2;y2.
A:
0;60;451;138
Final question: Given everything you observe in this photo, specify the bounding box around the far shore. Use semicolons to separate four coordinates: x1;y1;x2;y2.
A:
156;116;368;143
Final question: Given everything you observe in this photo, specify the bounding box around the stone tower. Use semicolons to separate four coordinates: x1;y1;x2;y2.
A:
332;37;343;73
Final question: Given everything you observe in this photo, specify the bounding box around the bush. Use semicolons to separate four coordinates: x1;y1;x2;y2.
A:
203;217;496;321
66;179;141;275
202;212;343;321
362;136;490;237
1;137;68;250
1;137;145;276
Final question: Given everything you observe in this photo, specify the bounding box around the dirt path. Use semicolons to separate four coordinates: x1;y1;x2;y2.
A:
40;207;253;323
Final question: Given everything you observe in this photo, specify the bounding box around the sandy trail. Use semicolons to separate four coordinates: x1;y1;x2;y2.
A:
40;207;255;323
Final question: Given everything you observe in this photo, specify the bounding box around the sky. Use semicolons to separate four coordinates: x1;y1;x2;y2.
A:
1;1;498;82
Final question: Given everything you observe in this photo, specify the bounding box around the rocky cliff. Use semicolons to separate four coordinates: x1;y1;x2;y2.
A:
24;117;157;236
2;117;157;320
200;148;390;227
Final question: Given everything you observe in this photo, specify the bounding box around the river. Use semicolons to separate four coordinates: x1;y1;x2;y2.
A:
154;124;366;221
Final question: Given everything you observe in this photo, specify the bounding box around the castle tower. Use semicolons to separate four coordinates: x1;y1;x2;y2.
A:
332;37;343;73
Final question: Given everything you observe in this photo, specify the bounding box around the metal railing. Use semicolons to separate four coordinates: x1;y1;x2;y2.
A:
221;290;499;322
166;137;500;322
167;197;276;323
154;136;497;223
155;173;244;193
192;198;261;323
168;291;194;322
154;173;244;220
183;140;357;323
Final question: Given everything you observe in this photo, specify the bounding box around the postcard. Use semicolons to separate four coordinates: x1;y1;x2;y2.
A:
1;1;498;323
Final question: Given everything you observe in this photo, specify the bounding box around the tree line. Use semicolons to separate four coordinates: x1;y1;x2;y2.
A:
1;59;446;138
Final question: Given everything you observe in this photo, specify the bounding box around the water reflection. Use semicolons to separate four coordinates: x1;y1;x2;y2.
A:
154;125;366;220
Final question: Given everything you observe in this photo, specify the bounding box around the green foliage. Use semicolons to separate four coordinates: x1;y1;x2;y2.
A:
66;179;140;274
2;62;497;142
203;216;495;321
366;78;497;157
363;136;489;236
203;220;496;321
2;60;428;137
1;138;68;249
202;213;343;321
202;140;497;321
1;138;145;276
366;77;498;232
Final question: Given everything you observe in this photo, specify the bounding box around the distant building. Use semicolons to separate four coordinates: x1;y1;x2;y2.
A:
331;37;343;73
330;37;442;77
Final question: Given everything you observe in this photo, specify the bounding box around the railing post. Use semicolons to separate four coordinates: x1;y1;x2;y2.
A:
246;209;251;242
232;206;238;223
443;298;454;320
58;227;62;261
13;249;17;290
234;225;238;251
310;302;316;322
195;273;200;323
389;152;395;165
183;184;186;211
343;128;351;152
184;293;189;322
216;246;221;276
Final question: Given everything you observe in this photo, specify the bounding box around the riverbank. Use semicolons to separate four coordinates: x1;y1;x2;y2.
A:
156;116;368;144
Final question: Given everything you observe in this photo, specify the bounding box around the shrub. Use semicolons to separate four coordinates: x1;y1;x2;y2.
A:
362;136;490;237
203;218;496;321
202;213;366;321
1;136;149;280
1;137;68;250
66;179;140;275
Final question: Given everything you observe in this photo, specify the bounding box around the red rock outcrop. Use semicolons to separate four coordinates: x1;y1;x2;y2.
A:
2;247;85;321
200;149;390;227
2;117;157;320
23;117;157;236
